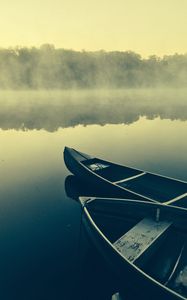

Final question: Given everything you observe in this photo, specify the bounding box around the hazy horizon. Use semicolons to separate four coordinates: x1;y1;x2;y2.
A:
1;0;187;57
0;45;186;59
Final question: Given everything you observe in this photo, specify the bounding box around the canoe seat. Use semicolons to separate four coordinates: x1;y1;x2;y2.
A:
113;217;172;267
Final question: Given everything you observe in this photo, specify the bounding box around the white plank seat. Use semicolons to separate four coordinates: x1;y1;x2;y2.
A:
113;216;172;268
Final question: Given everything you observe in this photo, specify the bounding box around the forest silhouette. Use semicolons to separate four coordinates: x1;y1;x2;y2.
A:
0;44;187;89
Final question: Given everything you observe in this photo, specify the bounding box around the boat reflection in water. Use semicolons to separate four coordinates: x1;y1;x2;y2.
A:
65;175;120;300
65;175;117;201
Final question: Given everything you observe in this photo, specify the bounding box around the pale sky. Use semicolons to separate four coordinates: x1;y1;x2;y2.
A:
1;0;187;56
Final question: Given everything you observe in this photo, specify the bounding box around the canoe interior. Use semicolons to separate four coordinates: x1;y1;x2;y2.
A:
85;199;187;298
118;173;187;203
82;157;187;204
82;158;142;182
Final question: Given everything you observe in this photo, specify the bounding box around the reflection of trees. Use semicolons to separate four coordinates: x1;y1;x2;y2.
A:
0;90;186;131
0;45;187;89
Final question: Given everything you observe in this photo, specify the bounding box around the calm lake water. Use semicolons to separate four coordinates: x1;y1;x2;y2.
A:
0;89;187;300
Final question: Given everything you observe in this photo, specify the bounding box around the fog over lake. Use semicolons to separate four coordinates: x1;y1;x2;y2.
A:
0;89;187;131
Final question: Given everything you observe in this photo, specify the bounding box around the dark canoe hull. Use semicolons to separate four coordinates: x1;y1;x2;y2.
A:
64;147;187;206
81;198;187;300
64;147;148;200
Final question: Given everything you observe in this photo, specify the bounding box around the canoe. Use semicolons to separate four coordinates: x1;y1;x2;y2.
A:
79;197;187;300
64;147;187;206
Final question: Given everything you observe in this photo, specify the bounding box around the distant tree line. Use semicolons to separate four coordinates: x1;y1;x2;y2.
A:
0;44;187;89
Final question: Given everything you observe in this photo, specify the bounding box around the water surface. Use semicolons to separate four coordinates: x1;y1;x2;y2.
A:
0;90;187;299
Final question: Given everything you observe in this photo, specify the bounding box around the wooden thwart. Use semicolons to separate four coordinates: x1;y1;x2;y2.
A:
114;172;146;184
164;192;187;205
114;217;172;267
